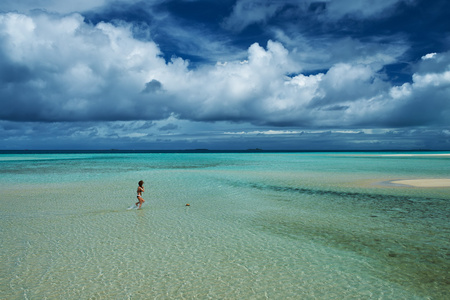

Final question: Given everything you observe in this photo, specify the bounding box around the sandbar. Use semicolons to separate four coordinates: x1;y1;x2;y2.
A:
335;153;450;158
380;154;450;157
389;179;450;187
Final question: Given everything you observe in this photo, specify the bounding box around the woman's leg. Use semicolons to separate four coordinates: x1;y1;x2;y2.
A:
137;196;145;209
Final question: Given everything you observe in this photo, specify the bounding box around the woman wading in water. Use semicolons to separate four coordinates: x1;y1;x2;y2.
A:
135;180;145;209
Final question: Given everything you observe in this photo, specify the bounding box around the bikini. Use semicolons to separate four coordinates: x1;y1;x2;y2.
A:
137;187;143;198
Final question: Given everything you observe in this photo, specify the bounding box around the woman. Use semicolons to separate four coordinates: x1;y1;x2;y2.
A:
135;180;145;209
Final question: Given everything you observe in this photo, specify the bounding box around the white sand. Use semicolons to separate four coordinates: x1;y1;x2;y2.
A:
390;179;450;187
337;153;450;158
381;154;450;157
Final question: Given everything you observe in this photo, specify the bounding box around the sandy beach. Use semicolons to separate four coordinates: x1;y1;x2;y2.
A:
390;178;450;187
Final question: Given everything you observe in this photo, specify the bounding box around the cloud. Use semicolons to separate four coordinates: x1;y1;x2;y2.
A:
81;0;247;65
222;0;417;32
0;0;147;15
222;0;285;32
0;10;449;131
160;43;448;128
221;0;412;77
379;52;450;127
0;11;170;121
142;79;163;93
421;53;436;60
322;0;417;19
224;130;304;135
158;123;178;131
274;32;408;72
2;119;448;150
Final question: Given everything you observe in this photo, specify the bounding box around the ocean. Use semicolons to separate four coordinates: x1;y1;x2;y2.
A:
1;151;449;299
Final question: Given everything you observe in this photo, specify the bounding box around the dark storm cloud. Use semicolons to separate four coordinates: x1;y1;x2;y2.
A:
142;79;162;93
0;52;32;83
158;123;178;131
2;120;448;150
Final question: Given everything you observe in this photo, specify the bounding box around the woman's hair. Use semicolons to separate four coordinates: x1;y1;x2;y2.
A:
138;180;144;187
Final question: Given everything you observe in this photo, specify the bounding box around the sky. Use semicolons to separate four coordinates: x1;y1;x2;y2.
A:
0;0;449;150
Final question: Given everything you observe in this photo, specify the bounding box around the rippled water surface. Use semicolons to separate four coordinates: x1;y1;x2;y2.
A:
1;152;449;299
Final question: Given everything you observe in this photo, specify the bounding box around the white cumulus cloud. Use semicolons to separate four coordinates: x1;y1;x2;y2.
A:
0;11;449;130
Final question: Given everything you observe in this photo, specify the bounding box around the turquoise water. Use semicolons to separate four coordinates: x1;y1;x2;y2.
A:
1;152;449;299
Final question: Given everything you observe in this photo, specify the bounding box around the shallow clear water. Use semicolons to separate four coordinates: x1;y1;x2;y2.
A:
1;152;449;299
